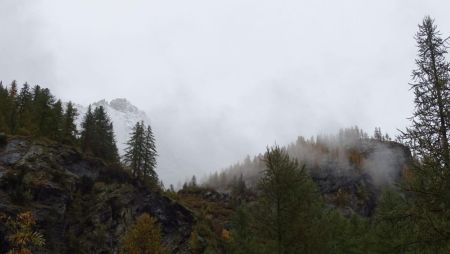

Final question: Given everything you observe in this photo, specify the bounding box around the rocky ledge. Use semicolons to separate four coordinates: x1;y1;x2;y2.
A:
0;136;193;253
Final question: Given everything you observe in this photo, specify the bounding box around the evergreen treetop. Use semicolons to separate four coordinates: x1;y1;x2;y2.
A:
123;121;158;184
80;105;119;163
402;16;450;169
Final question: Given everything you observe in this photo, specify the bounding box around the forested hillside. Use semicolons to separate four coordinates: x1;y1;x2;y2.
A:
206;127;405;189
0;81;169;252
204;127;411;216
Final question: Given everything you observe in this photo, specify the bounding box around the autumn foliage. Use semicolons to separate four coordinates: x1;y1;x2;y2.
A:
0;211;45;254
119;213;168;254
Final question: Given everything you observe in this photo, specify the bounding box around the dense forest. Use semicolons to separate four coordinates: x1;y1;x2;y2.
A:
1;15;450;253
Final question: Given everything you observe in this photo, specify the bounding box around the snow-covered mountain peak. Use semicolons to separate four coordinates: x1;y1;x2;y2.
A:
89;98;139;114
92;99;109;108
109;98;139;113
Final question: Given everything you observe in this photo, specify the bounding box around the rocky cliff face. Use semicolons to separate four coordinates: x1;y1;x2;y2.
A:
0;137;193;253
309;140;412;217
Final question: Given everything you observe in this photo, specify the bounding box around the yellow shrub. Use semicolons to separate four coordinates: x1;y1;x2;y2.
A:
0;211;45;254
119;213;168;254
221;229;230;241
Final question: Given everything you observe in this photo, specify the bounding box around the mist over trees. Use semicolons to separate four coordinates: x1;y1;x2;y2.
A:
226;146;372;254
205;126;403;191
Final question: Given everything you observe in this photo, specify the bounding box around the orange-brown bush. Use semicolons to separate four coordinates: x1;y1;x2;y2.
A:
119;213;168;254
0;211;45;254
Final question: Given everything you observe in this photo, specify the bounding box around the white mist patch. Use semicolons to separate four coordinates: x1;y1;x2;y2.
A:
362;143;406;185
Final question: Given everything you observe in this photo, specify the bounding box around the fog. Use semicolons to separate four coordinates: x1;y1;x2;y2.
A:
1;0;450;185
206;127;408;191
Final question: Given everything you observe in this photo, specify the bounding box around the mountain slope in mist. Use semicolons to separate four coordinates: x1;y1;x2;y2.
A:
205;127;412;216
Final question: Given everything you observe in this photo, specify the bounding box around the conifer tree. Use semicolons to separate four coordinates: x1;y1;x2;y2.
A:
99;107;117;161
119;213;168;254
124;121;145;178
80;105;118;163
80;105;95;154
0;82;9;132
254;146;324;254
7;81;18;134
401;16;450;169
8;81;17;97
373;127;383;141
378;17;450;252
17;82;33;133
32;87;56;137
61;102;78;144
93;106;119;162
124;121;158;183
49;99;64;140
143;124;158;180
190;175;197;187
18;83;32;109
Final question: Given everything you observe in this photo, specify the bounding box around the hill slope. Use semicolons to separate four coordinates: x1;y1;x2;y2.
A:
0;136;193;253
205;128;412;216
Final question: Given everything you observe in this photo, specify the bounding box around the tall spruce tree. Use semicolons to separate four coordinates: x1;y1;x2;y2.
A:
17;82;33;133
32;87;56;137
143;124;158;180
61;102;78;144
80;105;95;154
124;121;145;178
253;146;324;254
0;82;9;132
377;17;450;252
93;106;119;163
401;16;450;169
80;105;119;163
49;100;64;141
7;81;18;134
124;121;158;183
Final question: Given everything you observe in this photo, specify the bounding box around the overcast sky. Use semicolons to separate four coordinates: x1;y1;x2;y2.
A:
1;0;450;184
